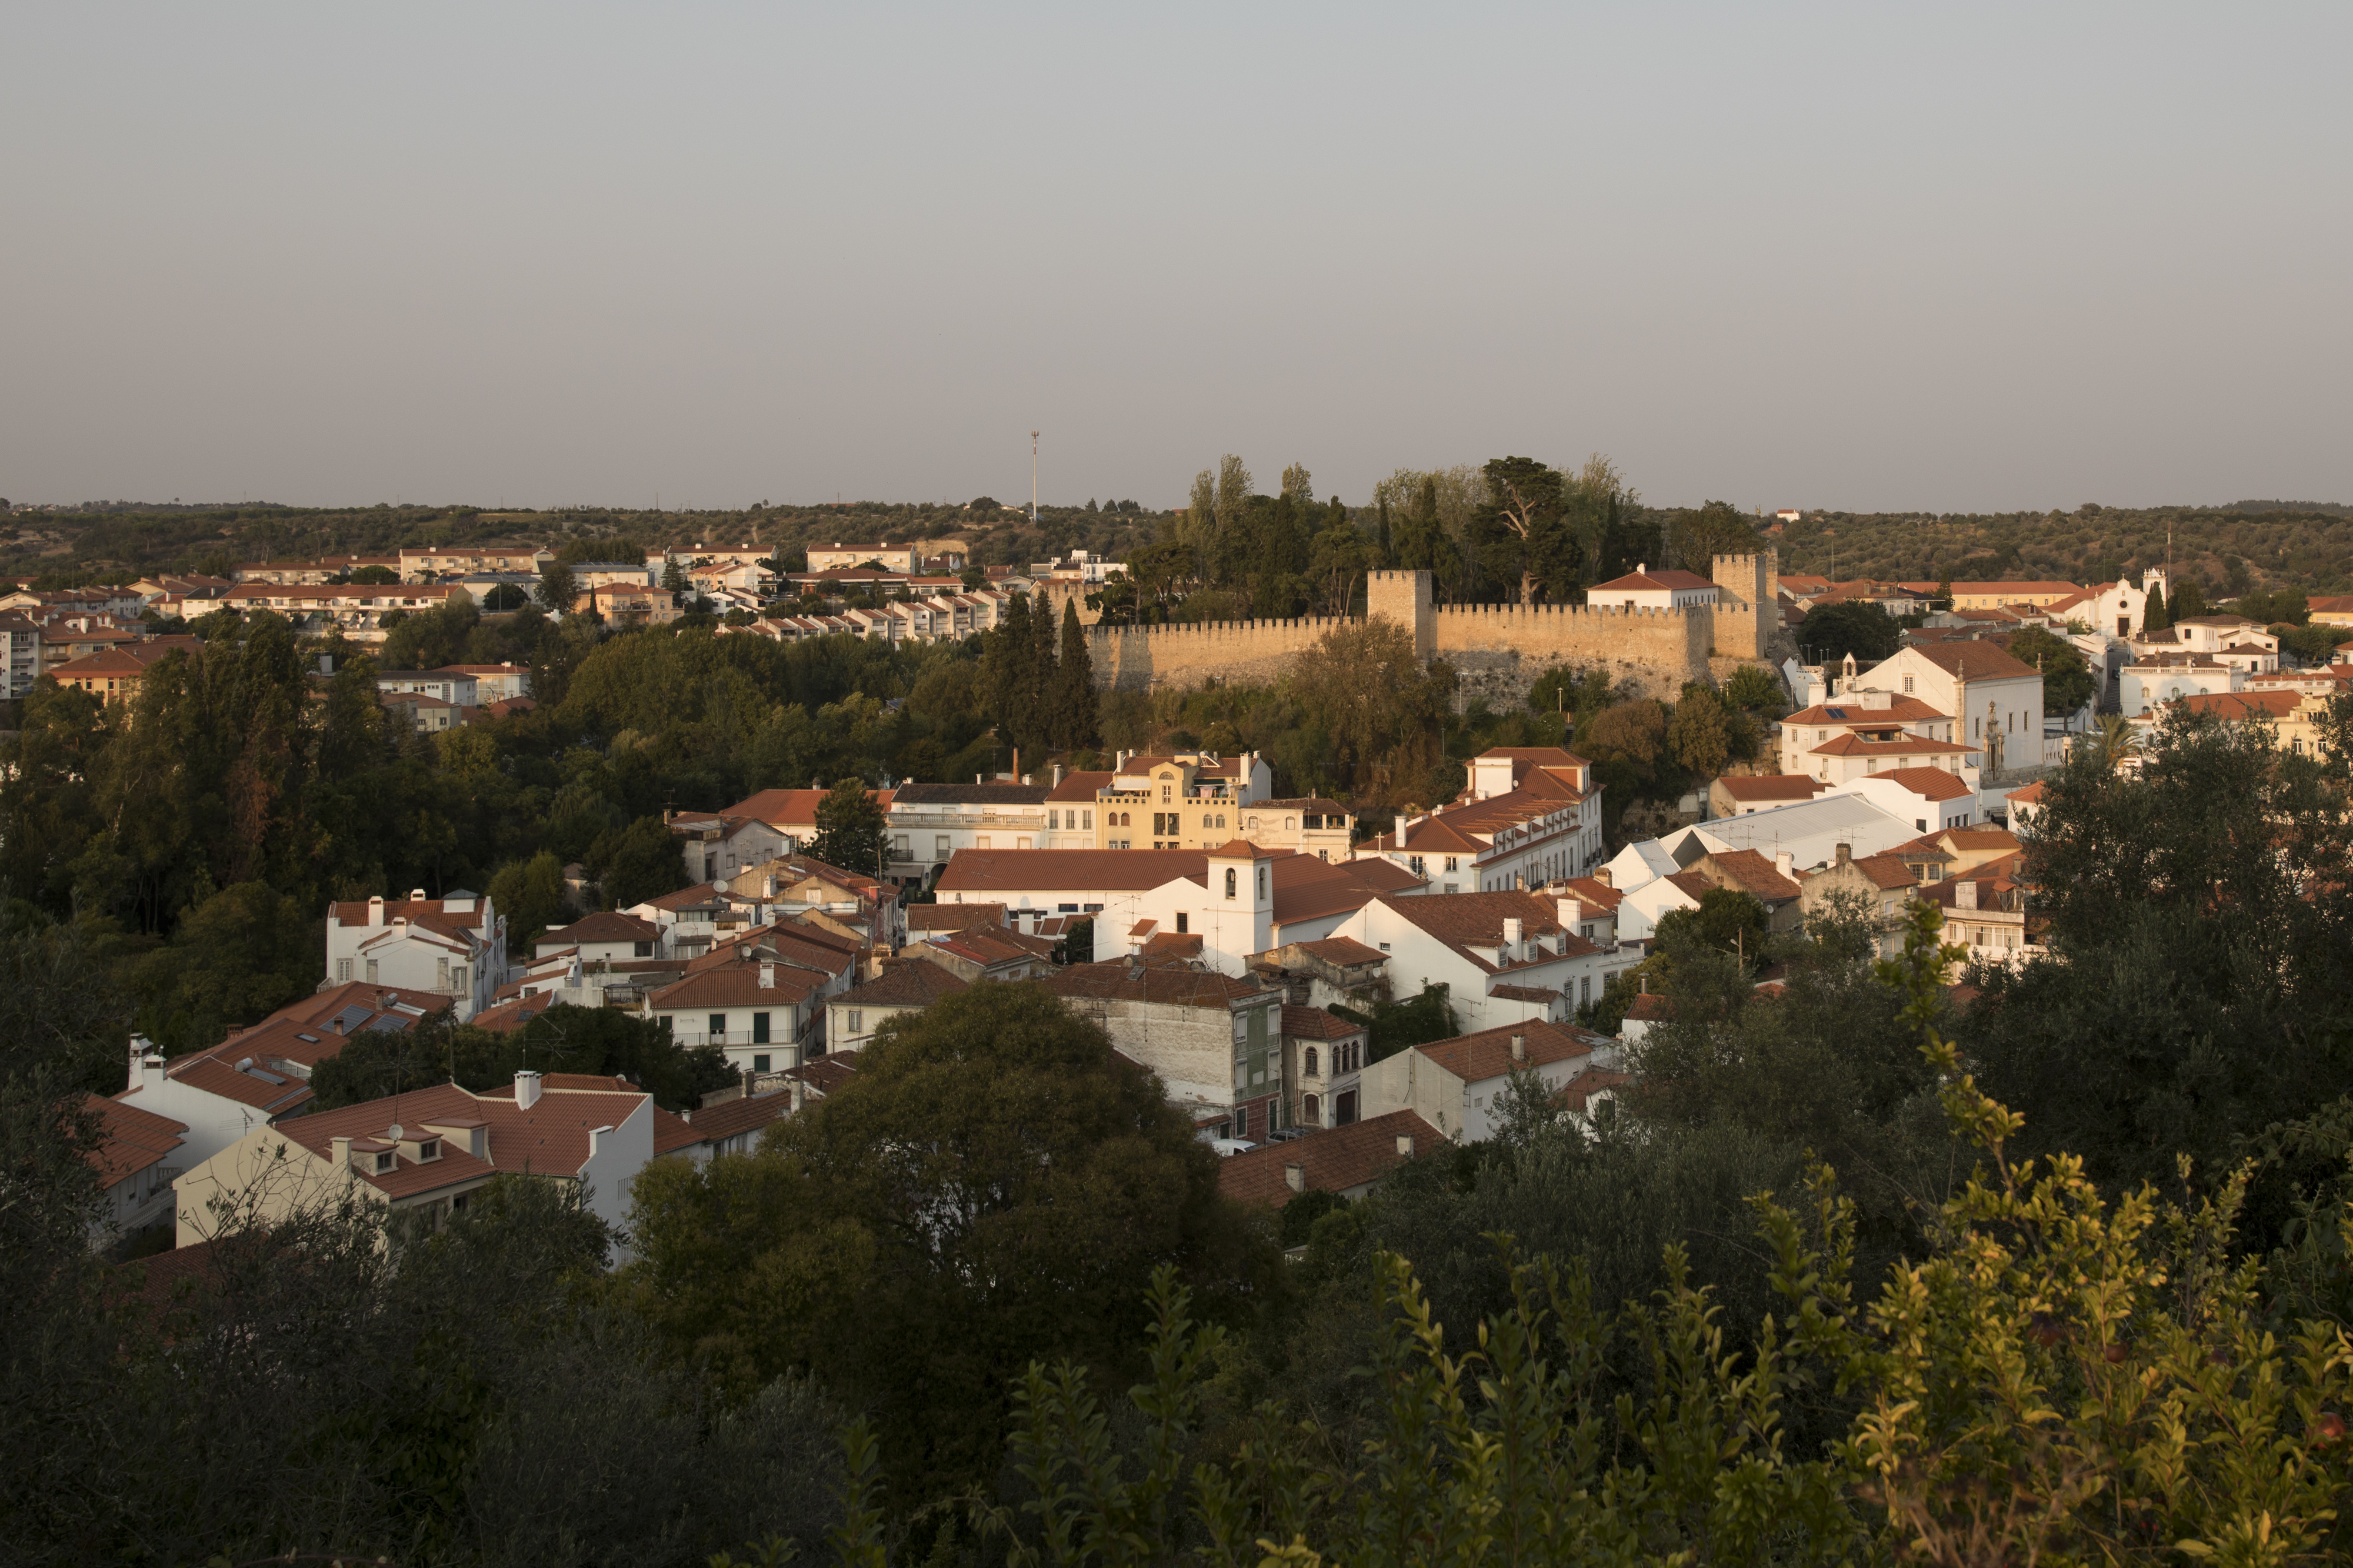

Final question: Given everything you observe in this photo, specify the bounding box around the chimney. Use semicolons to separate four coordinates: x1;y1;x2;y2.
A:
1557;896;1582;929
1835;842;1852;867
1396;1132;1415;1157
368;894;384;927
1637;562;1647;575
1394;813;1408;847
1284;1161;1305;1193
1510;1032;1527;1062
1502;916;1522;955
332;1135;352;1169
1776;850;1794;880
1592;868;1612;888
759;960;776;988
514;1070;543;1110
1957;879;1979;910
789;1079;806;1113
409;888;427;902
1052;763;1063;786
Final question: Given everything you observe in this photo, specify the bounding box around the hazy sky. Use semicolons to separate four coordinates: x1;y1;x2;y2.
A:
5;4;2348;513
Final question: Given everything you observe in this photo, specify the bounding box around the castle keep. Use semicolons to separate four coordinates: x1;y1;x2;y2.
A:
1086;551;1779;703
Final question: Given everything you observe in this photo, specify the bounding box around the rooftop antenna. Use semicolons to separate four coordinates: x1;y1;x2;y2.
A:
1031;431;1041;523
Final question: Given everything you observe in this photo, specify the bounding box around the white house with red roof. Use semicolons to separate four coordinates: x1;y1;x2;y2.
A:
1845;642;2045;778
1588;565;1722;610
1828;766;1980;835
115;986;449;1172
325;890;509;1020
1355;1018;1620;1144
172;1070;660;1247
1355;747;1604;889
82;1093;189;1240
1322;889;1610;1030
935;844;1424;970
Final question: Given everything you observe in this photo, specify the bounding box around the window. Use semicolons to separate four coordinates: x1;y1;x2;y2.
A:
659;1014;673;1032
1175;912;1188;934
846;1010;863;1033
709;1013;727;1039
336;958;352;983
1082;810;1093;829
975;835;991;849
374;1151;396;1173
452;965;466;993
365;959;379;984
1304;1093;1320;1123
894;835;909;858
635;939;654;957
1224;868;1237;899
1048;810;1060;831
1161;785;1172;804
1304;1047;1319;1077
752;1012;771;1043
418;1138;440;1162
1579;976;1591;1005
1444;856;1458;872
1017;837;1031;849
752;1053;771;1074
1257;866;1267;900
1903;675;1914;693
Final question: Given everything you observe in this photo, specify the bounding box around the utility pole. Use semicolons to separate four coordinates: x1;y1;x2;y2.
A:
1031;431;1040;524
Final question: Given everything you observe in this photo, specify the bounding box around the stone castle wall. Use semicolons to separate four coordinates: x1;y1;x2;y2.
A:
1085;552;1779;703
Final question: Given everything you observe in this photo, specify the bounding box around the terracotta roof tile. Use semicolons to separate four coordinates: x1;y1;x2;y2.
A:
1415;1019;1606;1085
1218;1110;1444;1205
1291;936;1387;967
837;961;969;1008
1281;1004;1365;1040
1715;774;1830;803
83;1094;188;1186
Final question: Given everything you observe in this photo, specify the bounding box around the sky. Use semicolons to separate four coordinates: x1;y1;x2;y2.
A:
4;3;2349;515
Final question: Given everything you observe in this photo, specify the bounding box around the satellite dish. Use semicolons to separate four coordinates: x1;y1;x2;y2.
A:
388;1124;404;1142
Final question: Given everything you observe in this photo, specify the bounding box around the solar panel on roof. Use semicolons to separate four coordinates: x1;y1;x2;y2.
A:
367;1014;411;1033
331;1005;372;1033
1825;706;1847;718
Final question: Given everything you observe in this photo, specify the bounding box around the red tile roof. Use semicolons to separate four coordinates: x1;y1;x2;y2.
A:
1415;1019;1607;1086
1281;1004;1365;1040
1905;642;2041;681
1870;766;1977;802
1784;695;1950;726
837;960;969;1008
938;849;1214;893
1590;568;1718;593
1041;962;1281;1010
1554;1065;1631;1113
540;911;659;946
1046;770;1114;802
1217;1110;1444;1205
1715;774;1830;803
272;1080;655;1200
661;1090;794;1154
1698;848;1802;904
907;902;1008;932
83;1094;188;1186
648;961;822;1009
1289;935;1388;968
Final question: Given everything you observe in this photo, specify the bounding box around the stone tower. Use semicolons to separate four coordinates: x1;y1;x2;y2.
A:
1365;569;1434;664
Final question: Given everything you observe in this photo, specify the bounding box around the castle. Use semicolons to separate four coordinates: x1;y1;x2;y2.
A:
1084;551;1781;704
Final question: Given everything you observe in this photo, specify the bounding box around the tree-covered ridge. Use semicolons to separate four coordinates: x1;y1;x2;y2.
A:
1773;501;2353;598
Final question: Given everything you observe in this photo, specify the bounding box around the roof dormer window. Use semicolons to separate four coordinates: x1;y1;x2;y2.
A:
373;1150;396;1173
418;1138;440;1162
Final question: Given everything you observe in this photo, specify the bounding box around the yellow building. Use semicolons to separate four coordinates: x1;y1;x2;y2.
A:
1945;581;2087;611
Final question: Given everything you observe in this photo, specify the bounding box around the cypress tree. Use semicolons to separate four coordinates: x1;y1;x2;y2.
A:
2171;577;2207;621
992;592;1035;755
1031;590;1058;749
2144;581;2171;632
1050;599;1099;749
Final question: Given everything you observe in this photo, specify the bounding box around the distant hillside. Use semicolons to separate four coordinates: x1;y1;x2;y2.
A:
1768;503;2353;597
0;498;1169;584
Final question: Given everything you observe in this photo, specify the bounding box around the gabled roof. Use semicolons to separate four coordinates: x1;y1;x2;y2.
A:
1218;1110;1442;1205
1714;774;1830;803
938;849;1214;894
539;911;659;946
326;895;491;933
1784;695;1950;726
1947;581;2085;597
648;961;822;1009
663;1089;795;1154
1373;889;1599;974
1808;733;1978;758
1812;852;1915;891
1272;855;1424;927
1698;849;1802;904
1281;1004;1365;1040
83;1094;188;1186
725;786;895;828
1901;642;2041;681
1041;962;1281;1010
1046;770;1114;802
1589;568;1717;593
1290;935;1388;968
838;961;970;1009
1415;1019;1608;1086
2167;689;2302;720
1555;1066;1632;1113
273;1079;654;1199
1867;766;1977;802
1557;875;1624;913
907;902;1006;932
2006;781;2049;805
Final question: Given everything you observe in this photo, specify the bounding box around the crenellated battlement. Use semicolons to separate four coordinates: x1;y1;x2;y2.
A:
1086;552;1778;700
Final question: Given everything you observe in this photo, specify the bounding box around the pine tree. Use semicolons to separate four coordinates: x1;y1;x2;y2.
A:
1049;599;1099;749
1029;592;1058;752
2171;576;2208;621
